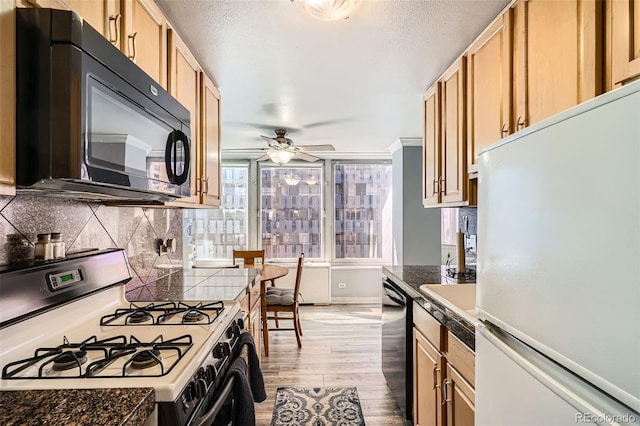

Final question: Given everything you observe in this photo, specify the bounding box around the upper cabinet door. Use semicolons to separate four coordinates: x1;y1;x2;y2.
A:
611;0;640;85
0;0;15;195
466;11;512;175
122;0;167;88
520;0;603;127
441;57;467;204
423;83;441;207
200;73;221;207
63;0;119;46
168;28;201;205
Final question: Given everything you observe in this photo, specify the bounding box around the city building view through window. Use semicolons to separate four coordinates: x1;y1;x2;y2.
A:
334;163;392;260
183;166;249;261
260;166;323;259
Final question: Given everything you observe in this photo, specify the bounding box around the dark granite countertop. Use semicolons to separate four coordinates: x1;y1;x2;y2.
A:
126;266;259;303
383;265;477;351
0;388;154;426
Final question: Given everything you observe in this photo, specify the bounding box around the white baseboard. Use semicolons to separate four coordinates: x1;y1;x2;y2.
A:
331;296;381;304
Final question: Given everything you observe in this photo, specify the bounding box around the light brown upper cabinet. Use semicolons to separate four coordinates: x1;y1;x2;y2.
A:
611;0;640;85
0;0;15;195
513;0;603;128
121;0;167;89
167;28;201;206
466;10;512;175
167;27;221;208
422;57;469;208
199;73;222;207
440;58;467;204
423;83;441;206
62;0;120;46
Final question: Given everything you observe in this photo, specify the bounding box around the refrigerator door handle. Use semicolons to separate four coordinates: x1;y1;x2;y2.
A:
479;322;640;422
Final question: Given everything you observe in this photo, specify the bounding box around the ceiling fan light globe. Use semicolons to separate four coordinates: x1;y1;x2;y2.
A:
267;149;295;164
295;0;363;21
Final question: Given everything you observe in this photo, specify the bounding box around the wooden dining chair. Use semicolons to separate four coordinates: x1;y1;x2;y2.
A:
232;250;265;268
263;253;304;354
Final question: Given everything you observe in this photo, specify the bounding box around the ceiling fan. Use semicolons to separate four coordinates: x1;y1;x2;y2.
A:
224;128;335;164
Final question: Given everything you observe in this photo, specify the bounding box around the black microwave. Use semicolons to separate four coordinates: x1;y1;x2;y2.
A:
16;8;191;202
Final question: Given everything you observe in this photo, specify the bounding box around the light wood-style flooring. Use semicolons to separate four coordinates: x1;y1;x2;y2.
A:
254;304;408;425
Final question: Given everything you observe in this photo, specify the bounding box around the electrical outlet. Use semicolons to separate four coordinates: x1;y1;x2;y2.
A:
337;282;347;289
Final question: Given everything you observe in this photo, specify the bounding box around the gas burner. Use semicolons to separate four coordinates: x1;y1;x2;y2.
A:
127;310;153;324
52;351;87;371
183;310;205;323
130;349;161;370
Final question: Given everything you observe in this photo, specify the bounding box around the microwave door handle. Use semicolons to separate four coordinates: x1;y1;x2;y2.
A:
164;129;191;185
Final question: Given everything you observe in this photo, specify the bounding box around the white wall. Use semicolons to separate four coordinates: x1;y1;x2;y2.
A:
330;265;382;303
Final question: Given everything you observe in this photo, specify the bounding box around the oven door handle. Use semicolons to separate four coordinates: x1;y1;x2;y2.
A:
192;344;250;426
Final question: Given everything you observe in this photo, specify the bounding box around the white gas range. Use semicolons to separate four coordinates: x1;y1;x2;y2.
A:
0;249;244;426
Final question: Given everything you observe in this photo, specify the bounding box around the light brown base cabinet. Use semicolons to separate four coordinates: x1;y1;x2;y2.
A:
239;278;262;364
413;305;475;426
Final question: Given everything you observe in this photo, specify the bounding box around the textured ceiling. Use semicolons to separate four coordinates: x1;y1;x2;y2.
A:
156;0;511;157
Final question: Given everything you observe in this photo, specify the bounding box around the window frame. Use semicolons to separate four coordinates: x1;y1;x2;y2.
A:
330;159;393;264
258;161;326;262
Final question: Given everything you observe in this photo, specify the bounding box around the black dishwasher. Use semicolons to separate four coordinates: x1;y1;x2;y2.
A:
381;277;412;421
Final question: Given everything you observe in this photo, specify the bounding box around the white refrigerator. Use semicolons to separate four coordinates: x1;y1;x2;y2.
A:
476;80;640;425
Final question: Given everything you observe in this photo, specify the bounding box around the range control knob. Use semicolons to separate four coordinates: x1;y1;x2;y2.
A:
237;318;245;330
206;364;216;382
225;326;234;339
213;342;230;359
186;381;197;401
195;378;207;399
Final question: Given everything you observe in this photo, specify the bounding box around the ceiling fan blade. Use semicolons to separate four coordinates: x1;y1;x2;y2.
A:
221;147;268;152
260;135;281;147
296;144;335;152
294;152;320;162
301;118;354;129
256;153;271;162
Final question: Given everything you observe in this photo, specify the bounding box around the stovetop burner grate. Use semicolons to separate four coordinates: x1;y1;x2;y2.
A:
2;334;193;379
100;301;225;326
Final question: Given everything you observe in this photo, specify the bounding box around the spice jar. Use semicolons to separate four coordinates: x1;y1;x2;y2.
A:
34;233;53;261
50;232;65;259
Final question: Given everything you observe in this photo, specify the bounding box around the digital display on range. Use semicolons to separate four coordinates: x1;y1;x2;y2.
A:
60;273;75;282
48;269;82;290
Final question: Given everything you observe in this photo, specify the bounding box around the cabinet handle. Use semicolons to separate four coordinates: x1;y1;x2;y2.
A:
500;123;509;137
432;179;438;197
516;116;526;130
439;177;446;195
442;378;448;405
203;177;209;195
127;32;138;61
108;14;121;46
432;365;441;390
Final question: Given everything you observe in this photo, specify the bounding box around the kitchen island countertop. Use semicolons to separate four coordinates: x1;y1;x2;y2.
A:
0;388;154;426
383;264;477;350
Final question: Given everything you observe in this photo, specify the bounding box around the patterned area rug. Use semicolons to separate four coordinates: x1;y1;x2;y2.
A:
271;387;366;426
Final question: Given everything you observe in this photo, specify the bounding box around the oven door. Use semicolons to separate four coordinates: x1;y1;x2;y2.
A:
190;344;250;426
79;47;191;198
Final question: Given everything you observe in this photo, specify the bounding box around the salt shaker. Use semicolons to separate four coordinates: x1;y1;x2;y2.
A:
51;232;65;259
34;233;53;261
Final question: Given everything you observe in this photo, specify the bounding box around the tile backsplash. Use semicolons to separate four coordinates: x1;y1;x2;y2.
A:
0;195;183;299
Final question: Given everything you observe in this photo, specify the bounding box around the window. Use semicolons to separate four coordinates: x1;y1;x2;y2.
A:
334;163;392;260
260;166;323;259
183;166;249;260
